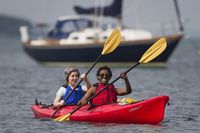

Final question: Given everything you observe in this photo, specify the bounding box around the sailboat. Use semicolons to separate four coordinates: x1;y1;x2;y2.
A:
19;0;183;67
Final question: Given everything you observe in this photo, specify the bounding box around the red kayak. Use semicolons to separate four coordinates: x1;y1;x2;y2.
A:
31;95;169;124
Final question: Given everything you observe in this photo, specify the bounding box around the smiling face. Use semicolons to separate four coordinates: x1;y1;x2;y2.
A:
97;69;111;85
68;71;79;87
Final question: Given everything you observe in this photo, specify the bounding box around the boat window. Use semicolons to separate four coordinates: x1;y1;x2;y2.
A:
73;37;79;40
76;19;93;30
62;21;76;33
103;36;107;40
87;37;94;40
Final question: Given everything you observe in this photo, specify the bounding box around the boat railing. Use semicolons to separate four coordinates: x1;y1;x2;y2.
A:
132;21;181;37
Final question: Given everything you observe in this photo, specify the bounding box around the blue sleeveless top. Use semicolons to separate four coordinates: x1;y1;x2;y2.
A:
62;85;85;105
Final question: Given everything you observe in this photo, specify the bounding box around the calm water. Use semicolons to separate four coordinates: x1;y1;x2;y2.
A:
0;34;200;133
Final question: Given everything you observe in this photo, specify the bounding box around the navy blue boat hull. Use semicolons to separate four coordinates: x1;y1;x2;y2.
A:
23;34;183;65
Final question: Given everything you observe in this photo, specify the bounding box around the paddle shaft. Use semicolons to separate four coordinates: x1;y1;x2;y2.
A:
51;55;103;118
69;62;140;116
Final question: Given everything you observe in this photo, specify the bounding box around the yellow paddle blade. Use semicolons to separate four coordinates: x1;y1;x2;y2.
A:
101;28;121;55
139;37;167;63
54;113;71;122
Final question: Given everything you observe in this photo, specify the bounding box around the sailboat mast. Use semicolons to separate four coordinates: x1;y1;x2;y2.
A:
173;0;184;32
117;0;122;29
93;0;98;29
99;0;105;29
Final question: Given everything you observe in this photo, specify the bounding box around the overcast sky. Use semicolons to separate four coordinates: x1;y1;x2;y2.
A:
0;0;199;38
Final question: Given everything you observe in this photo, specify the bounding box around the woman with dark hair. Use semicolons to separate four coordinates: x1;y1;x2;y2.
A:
78;66;132;107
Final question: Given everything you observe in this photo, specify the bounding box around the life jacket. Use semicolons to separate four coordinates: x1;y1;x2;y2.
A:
90;83;117;107
62;85;85;105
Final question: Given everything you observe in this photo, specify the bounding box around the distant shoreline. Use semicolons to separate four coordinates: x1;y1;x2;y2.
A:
0;15;31;37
